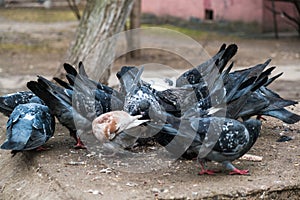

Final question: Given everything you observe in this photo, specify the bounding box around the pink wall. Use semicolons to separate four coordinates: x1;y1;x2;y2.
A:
142;0;263;23
208;0;263;24
141;0;298;32
141;0;203;20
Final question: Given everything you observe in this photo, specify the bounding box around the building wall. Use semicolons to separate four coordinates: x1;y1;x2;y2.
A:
142;0;263;23
141;0;297;32
141;0;203;20
202;0;263;24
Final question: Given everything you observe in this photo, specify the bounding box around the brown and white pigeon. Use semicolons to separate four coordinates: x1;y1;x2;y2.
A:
92;111;148;144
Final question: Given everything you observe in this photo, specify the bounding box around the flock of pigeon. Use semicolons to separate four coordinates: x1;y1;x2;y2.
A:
0;44;299;175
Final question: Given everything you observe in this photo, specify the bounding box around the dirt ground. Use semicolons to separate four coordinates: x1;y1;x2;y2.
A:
0;16;299;200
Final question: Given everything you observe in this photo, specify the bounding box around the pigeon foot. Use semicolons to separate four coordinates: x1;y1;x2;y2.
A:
198;169;220;175
36;146;50;151
229;168;250;175
74;138;86;149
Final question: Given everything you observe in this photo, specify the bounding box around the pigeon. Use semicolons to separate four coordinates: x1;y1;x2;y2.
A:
116;66;146;95
155;59;275;120
175;43;238;87
92;111;148;142
92;110;148;154
121;66;164;121
116;46;297;125
27;78;90;149
237;86;300;124
27;62;130;149
0;91;38;117
117;65;213;117
1;96;55;156
68;74;122;114
151;113;262;175
172;44;300;124
63;62;116;95
58;62;124;112
192;117;261;175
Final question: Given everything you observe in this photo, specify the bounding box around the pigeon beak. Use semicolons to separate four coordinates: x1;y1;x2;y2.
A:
108;133;116;140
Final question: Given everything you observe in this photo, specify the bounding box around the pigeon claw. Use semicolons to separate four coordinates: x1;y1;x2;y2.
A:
257;115;267;121
198;169;219;175
229;169;250;175
36;146;49;151
74;144;86;149
74;138;86;149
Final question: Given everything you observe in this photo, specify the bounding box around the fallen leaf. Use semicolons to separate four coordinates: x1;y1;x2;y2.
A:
239;154;263;162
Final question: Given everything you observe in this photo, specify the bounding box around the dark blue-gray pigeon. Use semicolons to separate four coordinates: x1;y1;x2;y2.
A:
1;97;55;156
27;78;90;149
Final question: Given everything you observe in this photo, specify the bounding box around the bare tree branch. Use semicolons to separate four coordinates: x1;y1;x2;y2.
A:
66;0;81;20
292;0;300;14
282;11;299;24
265;5;281;14
267;0;300;35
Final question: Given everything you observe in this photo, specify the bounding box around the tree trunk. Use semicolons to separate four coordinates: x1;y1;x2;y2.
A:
56;0;134;84
271;0;279;38
126;0;141;60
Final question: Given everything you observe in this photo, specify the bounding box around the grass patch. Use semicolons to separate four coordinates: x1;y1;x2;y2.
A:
0;8;81;22
0;42;66;54
142;24;209;40
141;24;239;41
0;32;68;54
141;14;263;40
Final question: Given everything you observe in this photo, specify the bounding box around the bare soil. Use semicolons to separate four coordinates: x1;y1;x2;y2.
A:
0;18;299;200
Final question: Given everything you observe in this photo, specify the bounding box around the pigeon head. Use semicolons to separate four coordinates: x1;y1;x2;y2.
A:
92;113;119;142
176;68;203;86
29;96;44;104
243;119;262;138
116;66;138;80
124;85;162;119
127;99;151;116
117;66;139;95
